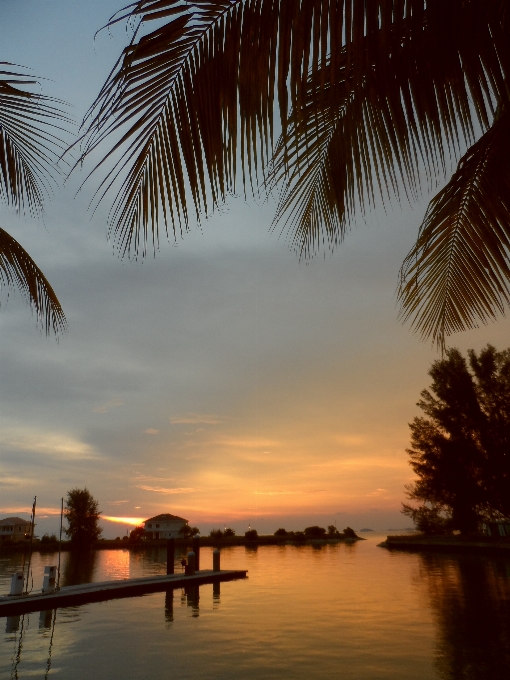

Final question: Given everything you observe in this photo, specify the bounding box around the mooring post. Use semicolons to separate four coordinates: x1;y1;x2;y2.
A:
213;548;220;572
192;536;200;571
42;566;57;593
187;551;196;575
166;538;175;575
9;573;24;596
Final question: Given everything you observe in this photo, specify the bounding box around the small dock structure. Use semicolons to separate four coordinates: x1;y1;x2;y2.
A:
1;540;246;617
0;569;247;617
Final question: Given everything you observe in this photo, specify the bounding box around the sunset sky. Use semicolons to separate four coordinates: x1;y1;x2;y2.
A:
2;0;509;538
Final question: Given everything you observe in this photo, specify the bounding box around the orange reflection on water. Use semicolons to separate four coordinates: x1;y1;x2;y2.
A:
99;549;131;581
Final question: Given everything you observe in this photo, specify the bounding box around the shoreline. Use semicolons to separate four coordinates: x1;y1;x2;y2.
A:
0;534;363;554
379;534;510;555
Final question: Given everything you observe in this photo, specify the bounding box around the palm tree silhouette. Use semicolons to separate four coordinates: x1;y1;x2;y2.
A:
78;1;510;349
0;65;67;334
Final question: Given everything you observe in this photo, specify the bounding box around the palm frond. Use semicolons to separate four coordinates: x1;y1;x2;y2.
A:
0;65;71;216
269;0;510;256
0;227;66;335
78;0;509;252
77;0;383;255
77;1;510;344
0;64;71;333
76;1;245;257
266;58;352;255
398;109;510;350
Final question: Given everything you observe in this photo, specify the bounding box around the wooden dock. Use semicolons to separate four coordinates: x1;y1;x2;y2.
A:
0;569;247;617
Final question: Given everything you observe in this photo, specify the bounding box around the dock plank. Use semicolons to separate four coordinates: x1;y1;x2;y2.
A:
0;569;247;617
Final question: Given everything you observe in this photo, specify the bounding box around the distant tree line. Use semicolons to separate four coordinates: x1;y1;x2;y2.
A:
274;526;357;540
179;525;200;538
403;345;510;534
209;528;236;539
205;526;357;540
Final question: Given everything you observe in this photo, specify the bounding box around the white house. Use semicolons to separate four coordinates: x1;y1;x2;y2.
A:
0;517;34;543
144;513;188;540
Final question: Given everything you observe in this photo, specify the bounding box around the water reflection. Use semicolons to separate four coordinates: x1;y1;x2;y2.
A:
3;544;510;680
38;610;52;630
9;612;26;679
184;585;200;617
62;550;98;587
213;580;221;605
418;554;510;680
165;590;173;624
5;616;20;634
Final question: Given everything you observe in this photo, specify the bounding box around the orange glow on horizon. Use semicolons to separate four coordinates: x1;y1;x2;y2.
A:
103;516;146;526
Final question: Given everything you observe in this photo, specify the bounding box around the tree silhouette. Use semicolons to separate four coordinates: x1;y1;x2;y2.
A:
403;345;510;533
65;488;102;546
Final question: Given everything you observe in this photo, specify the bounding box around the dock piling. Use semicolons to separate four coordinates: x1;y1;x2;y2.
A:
166;539;175;575
42;566;57;594
192;536;200;570
213;549;220;572
187;551;196;575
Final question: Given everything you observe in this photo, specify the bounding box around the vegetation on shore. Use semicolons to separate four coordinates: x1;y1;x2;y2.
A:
0;526;360;553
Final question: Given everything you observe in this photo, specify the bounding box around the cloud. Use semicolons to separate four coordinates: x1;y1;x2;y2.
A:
133;475;177;483
170;413;222;425
106;500;129;505
144;429;159;435
216;436;280;449
0;476;25;488
92;399;124;414
254;489;324;496
0;429;99;460
0;506;61;516
366;488;389;497
333;435;366;446
135;485;196;494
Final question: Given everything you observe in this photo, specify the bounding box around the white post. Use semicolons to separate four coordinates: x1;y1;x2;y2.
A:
9;573;24;596
42;566;57;593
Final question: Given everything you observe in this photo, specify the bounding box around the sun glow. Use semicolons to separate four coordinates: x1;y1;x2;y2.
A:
103;516;145;526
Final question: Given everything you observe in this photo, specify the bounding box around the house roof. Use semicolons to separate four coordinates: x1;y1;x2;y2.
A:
144;513;188;524
0;517;32;526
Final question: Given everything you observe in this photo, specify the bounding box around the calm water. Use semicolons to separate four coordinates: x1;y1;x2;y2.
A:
1;536;510;679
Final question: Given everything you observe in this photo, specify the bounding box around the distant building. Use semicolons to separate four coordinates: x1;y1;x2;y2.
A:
144;513;188;540
0;517;34;543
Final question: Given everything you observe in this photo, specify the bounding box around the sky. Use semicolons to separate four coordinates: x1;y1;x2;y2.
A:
2;0;510;539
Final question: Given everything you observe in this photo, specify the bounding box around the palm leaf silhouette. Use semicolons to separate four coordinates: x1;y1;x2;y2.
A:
399;109;510;349
0;65;68;334
78;1;510;347
0;228;65;335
